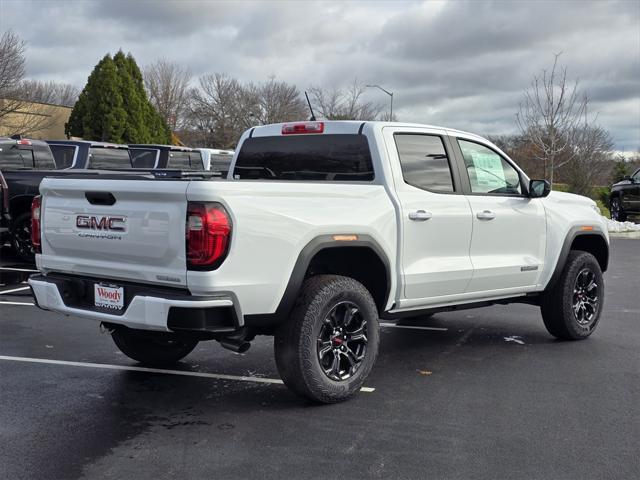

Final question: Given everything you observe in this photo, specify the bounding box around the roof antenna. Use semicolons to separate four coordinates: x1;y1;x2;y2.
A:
304;91;316;121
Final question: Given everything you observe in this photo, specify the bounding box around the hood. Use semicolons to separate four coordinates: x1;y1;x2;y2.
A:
546;190;596;207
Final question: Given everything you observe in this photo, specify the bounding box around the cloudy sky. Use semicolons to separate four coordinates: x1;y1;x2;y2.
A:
1;0;638;150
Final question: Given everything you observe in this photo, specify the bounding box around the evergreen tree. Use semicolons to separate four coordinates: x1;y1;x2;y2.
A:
66;52;170;144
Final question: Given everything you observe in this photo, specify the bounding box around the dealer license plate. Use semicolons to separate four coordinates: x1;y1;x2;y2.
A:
94;284;124;310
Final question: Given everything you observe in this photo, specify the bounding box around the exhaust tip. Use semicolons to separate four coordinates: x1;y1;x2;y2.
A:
219;338;251;354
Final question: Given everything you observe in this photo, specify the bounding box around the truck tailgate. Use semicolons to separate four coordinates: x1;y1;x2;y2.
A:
39;177;189;287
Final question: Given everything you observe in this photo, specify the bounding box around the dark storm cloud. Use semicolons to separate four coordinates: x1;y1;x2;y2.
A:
1;0;638;149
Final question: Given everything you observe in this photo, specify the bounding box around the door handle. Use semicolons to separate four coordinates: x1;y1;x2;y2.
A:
476;210;496;220
408;210;432;221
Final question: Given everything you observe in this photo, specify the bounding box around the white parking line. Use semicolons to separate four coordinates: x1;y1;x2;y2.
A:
0;286;31;295
0;267;38;272
380;322;448;332
0;355;376;392
0;301;34;306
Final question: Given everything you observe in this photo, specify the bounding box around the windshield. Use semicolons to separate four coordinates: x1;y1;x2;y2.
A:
88;147;132;169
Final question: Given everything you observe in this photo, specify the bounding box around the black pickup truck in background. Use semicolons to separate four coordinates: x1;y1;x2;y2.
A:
46;140;132;169
129;144;204;170
0;137;61;261
609;168;640;222
0;170;9;237
1;138;135;262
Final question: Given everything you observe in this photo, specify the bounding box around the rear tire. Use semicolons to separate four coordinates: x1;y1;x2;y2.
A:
274;275;380;403
541;251;604;340
11;213;35;263
111;328;198;366
610;197;627;222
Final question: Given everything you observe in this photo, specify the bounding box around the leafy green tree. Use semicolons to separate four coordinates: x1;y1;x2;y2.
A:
66;52;170;144
612;155;631;183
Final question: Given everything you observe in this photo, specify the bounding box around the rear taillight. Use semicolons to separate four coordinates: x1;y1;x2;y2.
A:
186;202;231;270
31;195;42;253
282;122;324;135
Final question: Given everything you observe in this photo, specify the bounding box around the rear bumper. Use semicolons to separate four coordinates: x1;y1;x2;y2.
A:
28;274;242;334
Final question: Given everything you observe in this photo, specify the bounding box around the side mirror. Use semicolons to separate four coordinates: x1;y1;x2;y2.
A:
529;179;551;198
623;175;631;181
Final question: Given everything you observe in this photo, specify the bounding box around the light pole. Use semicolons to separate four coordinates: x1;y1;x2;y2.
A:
366;84;393;120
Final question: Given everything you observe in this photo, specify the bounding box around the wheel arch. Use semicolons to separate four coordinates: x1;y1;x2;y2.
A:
9;194;36;224
544;228;609;293
244;234;392;331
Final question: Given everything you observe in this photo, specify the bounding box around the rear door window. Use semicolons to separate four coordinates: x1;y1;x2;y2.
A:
233;134;374;181
88;147;132;169
394;134;455;192
49;145;78;169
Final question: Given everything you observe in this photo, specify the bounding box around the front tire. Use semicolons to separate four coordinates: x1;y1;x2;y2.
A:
541;251;604;340
274;275;380;403
111;328;199;366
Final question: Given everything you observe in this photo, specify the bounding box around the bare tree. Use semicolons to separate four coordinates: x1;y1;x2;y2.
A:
308;79;382;120
516;54;588;185
1;31;79;136
250;77;306;125
188;73;245;148
184;74;307;148
144;59;191;130
0;30;27;124
19;79;79;106
565;117;614;196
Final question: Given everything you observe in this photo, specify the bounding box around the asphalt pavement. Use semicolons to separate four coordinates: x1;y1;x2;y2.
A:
0;239;638;480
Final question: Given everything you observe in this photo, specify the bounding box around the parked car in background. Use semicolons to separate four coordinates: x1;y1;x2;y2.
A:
196;148;234;176
129;145;204;170
0;171;9;237
0;136;59;260
609;168;640;222
47;140;132;170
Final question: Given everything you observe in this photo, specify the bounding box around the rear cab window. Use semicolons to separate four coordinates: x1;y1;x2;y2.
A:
167;151;203;171
88;147;132;169
130;148;160;168
0;145;35;169
33;144;56;169
49;144;78;169
233;134;374;181
210;154;233;175
0;141;53;170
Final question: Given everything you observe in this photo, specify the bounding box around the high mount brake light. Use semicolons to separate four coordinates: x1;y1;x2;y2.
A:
186;202;231;270
31;195;42;253
281;122;324;135
17;139;32;146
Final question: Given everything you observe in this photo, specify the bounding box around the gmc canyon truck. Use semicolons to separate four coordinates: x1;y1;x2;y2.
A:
29;121;609;403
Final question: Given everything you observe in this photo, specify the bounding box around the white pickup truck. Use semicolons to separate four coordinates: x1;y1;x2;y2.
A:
29;121;609;403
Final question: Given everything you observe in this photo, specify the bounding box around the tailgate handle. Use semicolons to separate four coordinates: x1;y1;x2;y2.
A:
85;191;116;206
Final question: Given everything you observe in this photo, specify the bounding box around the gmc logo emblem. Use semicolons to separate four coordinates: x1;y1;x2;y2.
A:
76;215;126;231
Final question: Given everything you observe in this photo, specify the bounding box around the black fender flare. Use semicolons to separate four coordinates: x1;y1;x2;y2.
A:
544;226;609;294
244;234;392;329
